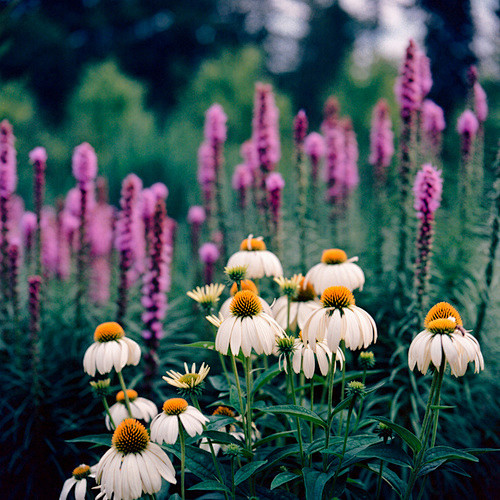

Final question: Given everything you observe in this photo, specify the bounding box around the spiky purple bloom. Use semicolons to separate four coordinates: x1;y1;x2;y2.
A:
28;275;42;399
473;82;488;123
151;182;169;201
8;237;20;319
21;211;37;256
57;210;77;281
115;173;144;323
413;164;443;309
341;118;359;193
72;142;97;186
30;146;47;272
304;133;325;185
197;141;216;217
395;40;420;117
40;207;58;277
187;205;206;226
232;164;253;209
294;110;308;146
240;140;259;180
369;99;394;182
323;123;345;204
266;172;285;232
457;110;479;161
321;97;340;134
0;120;17;197
418;51;433;100
199;242;219;284
204;104;227;144
421;100;445;157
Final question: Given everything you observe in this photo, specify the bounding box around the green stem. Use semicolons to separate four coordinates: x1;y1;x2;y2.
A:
179;422;186;500
354;367;367;431
244;356;253;453
376;459;385;500
230;354;248;448
403;362;446;500
230;457;236;500
116;371;133;418
332;399;355;490
337;341;346;435
286;354;305;466
310;377;315;466
102;396;116;430
323;353;337;470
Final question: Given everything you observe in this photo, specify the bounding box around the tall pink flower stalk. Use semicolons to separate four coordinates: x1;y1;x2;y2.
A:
72;142;98;323
341;117;360;200
0;120;17;305
8;237;20;322
304;132;325;204
413;164;443;312
252;83;281;231
29;147;47;274
187;205;205;265
266;172;285;259
369;99;394;184
142;199;171;390
199;242;219;284
457;110;479;167
41;207;58;279
88;178;115;305
21;211;37;267
28;275;42;402
323;116;345;215
294;110;309;271
421;100;445;162
115;174;144;324
232;164;253;210
396;39;421;278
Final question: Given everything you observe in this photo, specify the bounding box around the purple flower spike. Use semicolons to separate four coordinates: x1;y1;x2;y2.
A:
232;164;253;209
369;99;394;182
72;142;97;185
293;110;308;146
473;83;488;123
421;99;445;158
199;241;219;284
204;104;227;145
457;110;479;137
395;39;420;118
0;119;17;197
413;163;443;219
187;205;206;226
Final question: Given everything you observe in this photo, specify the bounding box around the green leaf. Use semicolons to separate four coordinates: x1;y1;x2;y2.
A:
330;395;355;418
180;341;215;350
163;444;216;481
234;460;267;486
66;434;111;447
270;471;300;490
261;445;300;471
423;446;479;465
202;430;244;446
261;405;326;428
464;447;500;455
229;385;245;414
356;443;413;467
205;416;237;431
441;462;471;478
303;467;334;500
189;480;231;494
371;417;422;453
430;405;456;410
252;365;281;395
254;431;294;449
365;464;406;497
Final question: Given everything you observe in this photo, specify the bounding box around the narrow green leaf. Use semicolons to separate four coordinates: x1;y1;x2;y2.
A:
66;434;111;447
202;430;244;446
423;446;479;465
356;442;413;467
261;405;326;428
303;467;334;500
371;417;422;453
163;444;216;481
230;385;245;414
261;445;301;471
441;462;471;478
252;365;281;395
189;480;231;493
270;471;300;490
234;460;267;486
205;416;237;431
181;341;215;350
331;395;355;418
254;431;294;449
430;405;455;410
365;464;406;497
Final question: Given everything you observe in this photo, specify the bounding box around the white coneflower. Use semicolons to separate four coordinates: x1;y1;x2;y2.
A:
408;302;484;377
163;362;210;396
209;290;285;356
291;336;344;379
199;406;243;455
95;419;176;500
272;277;321;330
83;322;141;377
187;283;225;310
304;248;365;295
226;235;283;279
219;279;272;318
60;464;94;500
105;390;157;430
301;286;377;353
150;398;209;445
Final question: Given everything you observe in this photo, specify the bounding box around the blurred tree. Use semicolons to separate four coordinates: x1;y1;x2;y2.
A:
419;0;477;114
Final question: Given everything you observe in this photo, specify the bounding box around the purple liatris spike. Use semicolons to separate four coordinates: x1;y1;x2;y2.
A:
40;207;58;277
204;103;227;144
457;110;479;161
473;82;488;123
115;173;144;323
418;50;432;101
341;118;359;193
21;211;37;256
369;99;394;183
294;110;308;147
421;100;445;155
232;164;253;209
395;39;420;118
266;172;285;230
197;141;216;217
0;120;17;197
240;140;259;181
323;123;345;205
304;133;325;184
8;237;20;318
413;163;443;310
57;210;77;281
199;242;219;284
72;142;97;186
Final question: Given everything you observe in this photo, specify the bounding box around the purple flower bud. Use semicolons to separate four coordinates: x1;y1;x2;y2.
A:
199;242;219;264
21;211;37;251
395;39;421;118
457;109;479;137
304;133;325;184
418;51;433;99
293;110;308;146
187;205;206;225
0;119;17;196
151;182;168;201
72;142;97;185
473;82;488;123
204;103;227;144
369;99;394;178
413;163;443;219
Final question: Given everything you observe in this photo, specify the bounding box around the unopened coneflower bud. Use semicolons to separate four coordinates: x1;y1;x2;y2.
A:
375;422;393;444
347;381;366;399
358;351;375;369
276;335;297;357
90;379;111;397
224;443;243;458
224;265;247;286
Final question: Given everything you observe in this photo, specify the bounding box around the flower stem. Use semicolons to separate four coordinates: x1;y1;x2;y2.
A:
310;377;315;466
244;356;253;453
337;341;347;434
376;459;385;500
102;396;116;430
230;354;247;447
179;422;186;500
354;366;367;431
332;398;355;490
230;456;236;499
323;352;337;470
286;354;305;466
403;361;446;500
116;371;133;418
